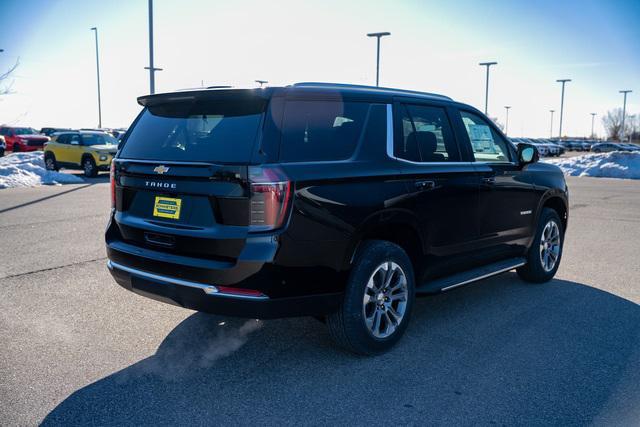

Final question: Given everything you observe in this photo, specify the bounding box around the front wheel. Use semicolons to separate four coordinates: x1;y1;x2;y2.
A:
326;240;415;355
517;208;564;283
83;156;98;177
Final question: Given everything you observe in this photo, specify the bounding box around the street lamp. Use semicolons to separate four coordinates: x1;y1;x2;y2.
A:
549;110;555;138
144;0;163;94
556;79;571;139
90;27;102;128
255;80;268;88
366;32;391;87
504;106;511;136
620;90;632;142
479;62;497;115
590;113;597;138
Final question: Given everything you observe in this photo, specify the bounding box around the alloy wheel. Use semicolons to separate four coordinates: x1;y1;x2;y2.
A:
539;221;561;272
362;261;408;339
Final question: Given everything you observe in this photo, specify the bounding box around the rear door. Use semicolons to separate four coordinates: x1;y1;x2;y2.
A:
53;134;72;162
454;108;536;259
392;99;482;280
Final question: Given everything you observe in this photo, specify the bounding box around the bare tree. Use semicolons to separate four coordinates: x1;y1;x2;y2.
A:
0;58;19;96
601;108;634;141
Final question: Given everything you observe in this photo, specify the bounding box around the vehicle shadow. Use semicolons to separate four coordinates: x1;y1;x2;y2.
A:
61;170;110;184
42;275;640;425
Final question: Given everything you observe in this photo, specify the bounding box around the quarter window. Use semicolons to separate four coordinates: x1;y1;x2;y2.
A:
280;101;370;162
460;111;512;163
396;104;459;162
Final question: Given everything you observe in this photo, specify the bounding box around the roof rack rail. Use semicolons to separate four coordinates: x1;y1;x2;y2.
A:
292;82;452;101
207;85;233;89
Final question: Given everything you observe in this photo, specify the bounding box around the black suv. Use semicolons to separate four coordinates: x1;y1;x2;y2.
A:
106;83;568;354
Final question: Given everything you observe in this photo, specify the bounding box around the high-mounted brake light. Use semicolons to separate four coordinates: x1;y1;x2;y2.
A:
110;161;116;208
248;166;291;232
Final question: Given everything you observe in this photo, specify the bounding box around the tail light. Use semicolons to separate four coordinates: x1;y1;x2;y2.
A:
110;161;116;208
248;166;291;232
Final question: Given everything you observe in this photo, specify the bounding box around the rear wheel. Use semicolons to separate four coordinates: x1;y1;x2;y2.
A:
44;153;58;171
327;240;415;355
517;208;564;283
82;156;98;177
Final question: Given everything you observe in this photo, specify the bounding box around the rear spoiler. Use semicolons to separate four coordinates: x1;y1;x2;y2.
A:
137;88;276;107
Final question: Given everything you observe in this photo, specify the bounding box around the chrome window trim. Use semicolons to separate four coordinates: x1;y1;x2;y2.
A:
107;260;269;301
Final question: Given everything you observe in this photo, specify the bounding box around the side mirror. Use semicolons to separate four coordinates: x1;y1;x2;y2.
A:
517;143;539;165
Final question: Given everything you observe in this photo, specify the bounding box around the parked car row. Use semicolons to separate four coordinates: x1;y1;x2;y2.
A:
591;142;640;153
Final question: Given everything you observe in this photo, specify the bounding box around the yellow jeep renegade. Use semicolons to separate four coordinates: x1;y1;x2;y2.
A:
44;131;118;177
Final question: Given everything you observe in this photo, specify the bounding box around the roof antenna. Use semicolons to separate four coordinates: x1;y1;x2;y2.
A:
255;80;268;88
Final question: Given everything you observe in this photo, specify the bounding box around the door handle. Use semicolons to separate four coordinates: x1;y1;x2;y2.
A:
414;180;435;190
482;177;496;185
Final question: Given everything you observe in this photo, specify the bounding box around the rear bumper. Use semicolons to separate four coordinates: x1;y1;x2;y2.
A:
107;260;342;319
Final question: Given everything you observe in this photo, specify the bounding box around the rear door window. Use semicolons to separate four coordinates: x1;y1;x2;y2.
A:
396;103;460;162
120;98;266;163
280;101;370;162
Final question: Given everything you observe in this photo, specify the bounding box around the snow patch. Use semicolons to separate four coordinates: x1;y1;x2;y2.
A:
0;152;84;189
544;152;640;180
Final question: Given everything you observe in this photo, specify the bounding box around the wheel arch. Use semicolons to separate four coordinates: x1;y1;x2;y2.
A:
538;192;568;232
344;209;425;276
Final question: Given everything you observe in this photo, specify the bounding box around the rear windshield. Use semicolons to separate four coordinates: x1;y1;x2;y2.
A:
120;98;266;163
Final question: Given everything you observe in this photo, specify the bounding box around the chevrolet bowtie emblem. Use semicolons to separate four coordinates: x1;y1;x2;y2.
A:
153;165;170;175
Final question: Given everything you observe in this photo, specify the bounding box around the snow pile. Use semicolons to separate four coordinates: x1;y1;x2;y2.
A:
0;152;84;189
544;152;640;180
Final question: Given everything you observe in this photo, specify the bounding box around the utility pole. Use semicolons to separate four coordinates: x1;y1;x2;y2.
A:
620;90;632;141
144;0;162;94
556;79;571;139
549;110;555;138
504;106;511;136
590;113;596;138
479;62;497;115
366;32;391;87
90;27;102;128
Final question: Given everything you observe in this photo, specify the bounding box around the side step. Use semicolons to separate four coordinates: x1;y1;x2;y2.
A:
416;257;526;294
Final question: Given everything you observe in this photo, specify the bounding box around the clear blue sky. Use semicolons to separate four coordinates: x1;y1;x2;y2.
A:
0;0;638;137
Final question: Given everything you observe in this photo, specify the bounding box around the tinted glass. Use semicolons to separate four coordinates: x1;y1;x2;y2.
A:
280;101;369;162
460;111;512;162
69;134;81;144
120;98;266;163
397;104;458;162
81;133;118;146
56;134;69;144
14;128;37;135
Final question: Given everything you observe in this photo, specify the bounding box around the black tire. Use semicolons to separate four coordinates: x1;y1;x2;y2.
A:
326;240;415;355
44;152;59;171
82;156;98;177
13;143;20;152
0;149;4;157
517;208;564;283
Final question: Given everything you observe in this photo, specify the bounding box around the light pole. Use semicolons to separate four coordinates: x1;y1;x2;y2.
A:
620;90;632;141
504;106;511;135
90;27;102;128
556;79;571;139
255;80;268;88
144;0;163;94
549;110;555;138
366;32;390;87
590;113;596;138
479;62;497;115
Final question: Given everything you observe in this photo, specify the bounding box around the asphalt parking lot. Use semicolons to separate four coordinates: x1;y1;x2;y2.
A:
1;174;639;425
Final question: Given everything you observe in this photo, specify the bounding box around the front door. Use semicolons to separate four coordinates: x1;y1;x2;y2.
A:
455;109;536;260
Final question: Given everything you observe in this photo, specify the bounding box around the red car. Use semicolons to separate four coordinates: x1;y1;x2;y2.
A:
0;126;50;152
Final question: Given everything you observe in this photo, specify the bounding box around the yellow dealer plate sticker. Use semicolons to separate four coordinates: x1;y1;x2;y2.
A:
153;196;182;219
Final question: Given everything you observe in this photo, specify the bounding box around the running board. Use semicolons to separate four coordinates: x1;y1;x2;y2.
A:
416;257;526;294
